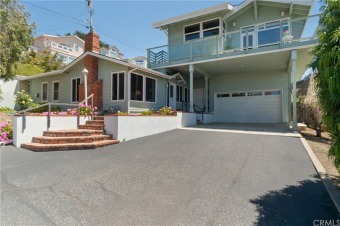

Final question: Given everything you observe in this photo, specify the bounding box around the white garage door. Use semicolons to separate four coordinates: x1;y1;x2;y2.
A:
215;90;282;123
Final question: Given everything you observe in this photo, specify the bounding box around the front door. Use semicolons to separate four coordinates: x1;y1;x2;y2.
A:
241;26;255;49
169;82;176;110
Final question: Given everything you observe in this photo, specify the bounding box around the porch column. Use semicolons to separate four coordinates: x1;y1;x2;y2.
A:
127;72;131;114
204;75;208;113
291;50;297;131
189;64;194;112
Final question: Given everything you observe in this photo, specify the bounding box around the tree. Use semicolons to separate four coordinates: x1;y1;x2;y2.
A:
66;30;110;48
310;0;340;165
15;50;64;76
0;0;35;81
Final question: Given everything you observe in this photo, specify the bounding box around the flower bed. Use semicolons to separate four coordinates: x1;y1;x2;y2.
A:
0;121;13;144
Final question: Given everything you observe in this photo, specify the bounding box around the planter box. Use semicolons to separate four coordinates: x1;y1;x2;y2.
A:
104;112;196;141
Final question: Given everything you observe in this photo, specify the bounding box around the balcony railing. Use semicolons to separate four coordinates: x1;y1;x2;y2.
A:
44;41;73;52
147;14;321;67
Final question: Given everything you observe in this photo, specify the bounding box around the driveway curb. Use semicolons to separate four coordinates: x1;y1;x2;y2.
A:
300;137;340;213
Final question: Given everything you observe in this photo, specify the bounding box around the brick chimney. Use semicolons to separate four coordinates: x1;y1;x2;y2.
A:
79;32;103;110
84;32;100;53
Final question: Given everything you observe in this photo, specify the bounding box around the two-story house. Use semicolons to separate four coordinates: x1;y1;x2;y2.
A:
147;0;319;128
33;35;85;64
99;45;124;60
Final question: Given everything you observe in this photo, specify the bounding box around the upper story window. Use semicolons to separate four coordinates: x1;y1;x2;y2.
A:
75;45;79;52
184;18;220;41
184;24;200;41
203;19;219;37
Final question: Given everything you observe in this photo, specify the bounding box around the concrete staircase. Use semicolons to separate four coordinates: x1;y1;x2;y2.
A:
21;116;119;151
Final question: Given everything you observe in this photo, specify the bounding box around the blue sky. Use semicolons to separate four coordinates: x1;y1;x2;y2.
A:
22;0;321;59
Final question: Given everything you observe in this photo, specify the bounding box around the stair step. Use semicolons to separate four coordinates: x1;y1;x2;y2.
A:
21;140;119;152
86;120;104;125
43;129;103;137
79;124;105;130
32;135;112;144
94;116;104;120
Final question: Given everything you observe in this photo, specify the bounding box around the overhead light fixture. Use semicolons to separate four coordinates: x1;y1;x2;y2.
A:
281;11;285;17
232;21;236;27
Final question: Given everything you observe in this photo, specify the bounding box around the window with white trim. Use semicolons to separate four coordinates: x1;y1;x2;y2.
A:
131;73;143;101
52;81;59;101
42;82;48;101
130;73;157;102
184;24;200;41
145;77;156;102
112;72;125;101
184;18;220;41
71;78;80;102
203;19;219;37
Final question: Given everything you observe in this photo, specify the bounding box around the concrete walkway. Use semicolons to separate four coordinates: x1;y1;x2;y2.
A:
183;122;299;137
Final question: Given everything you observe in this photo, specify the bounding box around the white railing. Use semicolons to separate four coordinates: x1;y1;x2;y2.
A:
147;14;321;66
44;41;73;52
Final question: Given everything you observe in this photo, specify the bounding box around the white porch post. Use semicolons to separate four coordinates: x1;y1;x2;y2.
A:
291;50;297;131
82;68;89;106
204;75;208;113
127;72;131;114
189;64;194;112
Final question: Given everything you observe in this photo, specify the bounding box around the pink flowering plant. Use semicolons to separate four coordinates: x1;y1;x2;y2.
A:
79;103;97;116
0;122;13;144
40;105;98;117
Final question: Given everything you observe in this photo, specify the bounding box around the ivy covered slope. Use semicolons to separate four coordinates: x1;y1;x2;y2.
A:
310;0;340;166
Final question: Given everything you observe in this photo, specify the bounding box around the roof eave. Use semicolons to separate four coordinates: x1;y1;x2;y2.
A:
152;2;233;28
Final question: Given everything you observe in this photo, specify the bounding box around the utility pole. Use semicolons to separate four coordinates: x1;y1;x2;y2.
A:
87;0;94;32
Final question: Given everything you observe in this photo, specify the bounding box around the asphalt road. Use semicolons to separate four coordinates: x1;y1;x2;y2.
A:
1;129;339;225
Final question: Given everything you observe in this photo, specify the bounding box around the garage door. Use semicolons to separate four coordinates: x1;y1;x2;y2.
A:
214;90;282;123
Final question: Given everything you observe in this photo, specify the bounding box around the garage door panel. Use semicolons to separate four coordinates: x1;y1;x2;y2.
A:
215;90;282;123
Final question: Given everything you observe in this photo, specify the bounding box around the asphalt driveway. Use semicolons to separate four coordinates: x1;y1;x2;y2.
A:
1;129;339;225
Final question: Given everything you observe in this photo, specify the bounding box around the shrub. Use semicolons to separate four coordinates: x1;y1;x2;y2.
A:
30;102;48;113
302;76;323;137
0;121;13;143
0;107;15;114
14;90;33;110
158;106;173;115
141;109;153;116
117;111;127;116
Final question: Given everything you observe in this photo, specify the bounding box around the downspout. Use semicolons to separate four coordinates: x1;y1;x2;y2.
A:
127;67;138;114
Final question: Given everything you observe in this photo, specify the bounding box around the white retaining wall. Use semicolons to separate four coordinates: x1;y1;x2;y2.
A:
196;113;215;124
105;112;196;141
13;116;87;147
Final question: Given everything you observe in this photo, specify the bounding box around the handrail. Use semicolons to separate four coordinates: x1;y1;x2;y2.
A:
79;94;94;120
15;95;94;131
193;104;205;122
